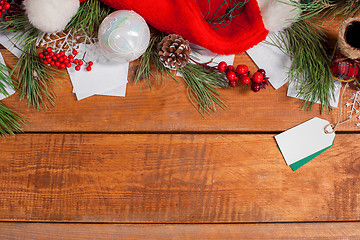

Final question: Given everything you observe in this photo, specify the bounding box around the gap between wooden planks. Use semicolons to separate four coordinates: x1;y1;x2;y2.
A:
1;222;360;239
1;133;360;223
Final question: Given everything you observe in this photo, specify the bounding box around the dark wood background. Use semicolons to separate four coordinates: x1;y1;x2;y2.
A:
1;19;360;239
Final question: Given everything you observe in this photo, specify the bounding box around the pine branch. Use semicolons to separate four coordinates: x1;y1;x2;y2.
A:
0;62;15;96
178;63;228;117
66;0;111;36
0;103;24;136
269;19;334;111
1;14;58;109
0;62;24;136
136;32;228;116
134;32;178;89
292;0;360;22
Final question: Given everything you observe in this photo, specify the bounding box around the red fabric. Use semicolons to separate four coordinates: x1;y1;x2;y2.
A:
80;0;268;54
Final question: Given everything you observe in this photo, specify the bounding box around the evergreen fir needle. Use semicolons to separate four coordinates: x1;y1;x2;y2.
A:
0;103;25;136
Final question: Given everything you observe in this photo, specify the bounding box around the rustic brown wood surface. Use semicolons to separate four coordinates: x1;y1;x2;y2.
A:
1;17;360;239
1;222;360;240
0;134;359;223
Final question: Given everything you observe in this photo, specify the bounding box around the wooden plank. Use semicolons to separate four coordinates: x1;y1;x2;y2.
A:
0;133;359;222
0;49;356;132
1;222;360;239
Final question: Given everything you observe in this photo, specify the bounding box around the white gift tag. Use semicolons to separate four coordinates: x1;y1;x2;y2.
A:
275;117;335;167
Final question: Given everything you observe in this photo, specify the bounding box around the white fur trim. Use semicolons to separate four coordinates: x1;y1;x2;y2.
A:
23;0;79;33
257;0;300;33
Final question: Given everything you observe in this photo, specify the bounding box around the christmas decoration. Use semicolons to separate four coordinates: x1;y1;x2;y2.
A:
0;61;24;136
330;18;360;82
158;34;191;70
36;29;97;57
23;0;80;33
98;10;150;63
0;0;358;136
38;47;93;71
24;0;299;54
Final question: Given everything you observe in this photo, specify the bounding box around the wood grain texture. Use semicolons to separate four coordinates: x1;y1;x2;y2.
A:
1;222;360;239
0;134;359;223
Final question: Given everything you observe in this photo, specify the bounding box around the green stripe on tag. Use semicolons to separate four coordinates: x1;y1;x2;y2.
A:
277;139;334;171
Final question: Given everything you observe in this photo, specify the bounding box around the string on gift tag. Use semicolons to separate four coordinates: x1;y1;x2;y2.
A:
325;82;360;134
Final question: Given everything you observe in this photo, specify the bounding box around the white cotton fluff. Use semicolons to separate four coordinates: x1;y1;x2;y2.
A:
23;0;80;33
257;0;300;33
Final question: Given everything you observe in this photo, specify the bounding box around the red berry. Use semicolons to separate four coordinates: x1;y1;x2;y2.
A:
60;51;65;56
252;72;263;83
88;61;93;66
74;59;79;64
75;65;81;71
69;58;74;63
86;66;92;71
38;53;44;58
226;65;234;72
68;55;74;59
60;63;66;69
240;76;251;85
49;52;54;57
4;2;10;10
229;81;237;87
56;53;61;58
64;59;69;64
72;50;78;55
46;47;52;52
43;60;48;65
226;71;236;81
55;61;61;67
236;65;249;75
257;69;266;76
59;57;64;62
52;56;57;61
218;61;227;73
66;63;72;68
50;61;55;66
78;60;84;66
251;83;261;92
234;76;239;82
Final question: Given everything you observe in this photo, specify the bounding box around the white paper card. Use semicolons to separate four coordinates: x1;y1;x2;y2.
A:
68;44;129;100
0;51;15;100
275;117;335;165
246;33;291;90
0;32;23;58
98;84;127;97
287;79;342;108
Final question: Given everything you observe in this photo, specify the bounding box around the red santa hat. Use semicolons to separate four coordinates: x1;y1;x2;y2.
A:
23;0;299;54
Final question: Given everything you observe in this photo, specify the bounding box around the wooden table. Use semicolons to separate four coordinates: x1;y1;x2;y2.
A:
1;21;360;239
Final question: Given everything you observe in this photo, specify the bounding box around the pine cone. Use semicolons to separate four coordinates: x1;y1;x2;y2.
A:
158;34;191;70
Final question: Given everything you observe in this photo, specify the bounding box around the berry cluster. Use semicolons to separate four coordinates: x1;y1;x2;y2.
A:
38;47;93;72
218;61;268;92
0;0;21;20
